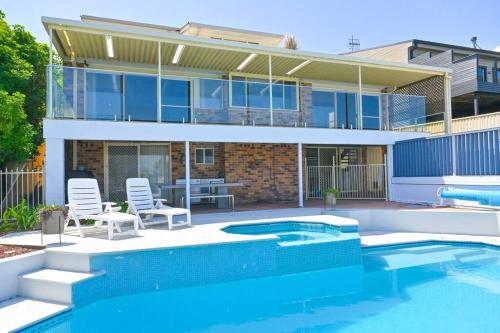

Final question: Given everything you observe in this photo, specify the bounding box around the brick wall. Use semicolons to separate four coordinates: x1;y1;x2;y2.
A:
70;140;302;204
171;142;225;182
65;140;105;190
224;143;299;203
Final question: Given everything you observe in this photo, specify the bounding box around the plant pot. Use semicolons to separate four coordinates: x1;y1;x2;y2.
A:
40;211;65;235
324;193;337;208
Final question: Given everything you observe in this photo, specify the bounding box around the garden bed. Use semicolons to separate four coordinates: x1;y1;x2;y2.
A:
0;244;42;259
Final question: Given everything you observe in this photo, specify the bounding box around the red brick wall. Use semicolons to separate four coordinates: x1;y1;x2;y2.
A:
65;140;105;190
170;142;225;182
224;143;299;203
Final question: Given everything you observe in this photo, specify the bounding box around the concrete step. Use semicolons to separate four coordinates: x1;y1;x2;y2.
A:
44;251;91;272
0;297;68;332
18;269;101;304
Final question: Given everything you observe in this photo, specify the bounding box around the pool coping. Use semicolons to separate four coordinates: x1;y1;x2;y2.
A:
44;215;359;257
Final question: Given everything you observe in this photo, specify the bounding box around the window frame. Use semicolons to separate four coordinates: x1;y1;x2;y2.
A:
478;66;488;83
194;147;215;165
229;73;299;111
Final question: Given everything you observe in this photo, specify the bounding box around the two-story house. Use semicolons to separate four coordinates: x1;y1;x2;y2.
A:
350;40;500;119
42;16;452;209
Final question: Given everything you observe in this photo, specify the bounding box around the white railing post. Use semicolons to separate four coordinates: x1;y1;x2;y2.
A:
298;143;303;207
48;27;53;118
358;65;363;129
268;55;273;127
185;141;191;209
444;73;453;134
157;41;162;122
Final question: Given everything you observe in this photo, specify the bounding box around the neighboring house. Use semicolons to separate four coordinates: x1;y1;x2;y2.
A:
42;16;451;208
349;40;500;119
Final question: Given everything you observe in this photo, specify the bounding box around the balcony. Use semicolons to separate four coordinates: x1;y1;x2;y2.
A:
47;65;433;131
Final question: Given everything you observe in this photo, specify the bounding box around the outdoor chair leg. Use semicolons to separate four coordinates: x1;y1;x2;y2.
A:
168;215;173;230
73;217;85;238
108;222;114;240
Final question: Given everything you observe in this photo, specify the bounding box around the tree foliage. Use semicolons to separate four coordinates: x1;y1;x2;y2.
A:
0;10;49;167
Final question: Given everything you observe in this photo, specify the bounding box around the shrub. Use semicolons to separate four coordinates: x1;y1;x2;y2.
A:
1;199;39;231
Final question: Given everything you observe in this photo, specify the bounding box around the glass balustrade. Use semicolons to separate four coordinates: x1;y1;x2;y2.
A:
47;65;432;131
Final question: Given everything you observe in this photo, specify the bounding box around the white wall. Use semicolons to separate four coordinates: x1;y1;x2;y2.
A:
44;119;427;145
0;251;45;302
44;138;65;205
334;208;500;236
391;176;500;205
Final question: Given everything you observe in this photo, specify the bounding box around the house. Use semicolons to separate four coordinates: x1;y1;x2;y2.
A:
349;39;500;119
42;16;452;209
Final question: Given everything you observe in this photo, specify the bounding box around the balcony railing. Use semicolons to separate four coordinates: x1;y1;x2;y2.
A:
47;65;432;131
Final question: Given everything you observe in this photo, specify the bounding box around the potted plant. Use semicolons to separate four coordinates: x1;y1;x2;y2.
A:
322;188;339;209
38;205;68;234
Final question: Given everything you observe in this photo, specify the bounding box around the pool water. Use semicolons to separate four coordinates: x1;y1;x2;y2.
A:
22;242;500;333
223;222;345;245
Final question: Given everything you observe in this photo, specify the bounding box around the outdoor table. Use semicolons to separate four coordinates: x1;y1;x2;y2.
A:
162;182;244;208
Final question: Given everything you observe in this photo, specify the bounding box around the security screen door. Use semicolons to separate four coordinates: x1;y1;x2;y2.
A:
106;144;170;201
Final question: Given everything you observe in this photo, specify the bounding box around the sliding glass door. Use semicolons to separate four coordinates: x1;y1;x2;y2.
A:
106;144;170;201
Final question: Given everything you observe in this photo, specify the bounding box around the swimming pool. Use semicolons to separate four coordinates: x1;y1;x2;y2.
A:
21;242;500;332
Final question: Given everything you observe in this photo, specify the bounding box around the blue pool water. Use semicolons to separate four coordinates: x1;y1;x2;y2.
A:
223;222;348;246
22;242;500;333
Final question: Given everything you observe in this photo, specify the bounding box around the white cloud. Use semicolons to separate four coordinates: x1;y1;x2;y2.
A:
494;45;500;52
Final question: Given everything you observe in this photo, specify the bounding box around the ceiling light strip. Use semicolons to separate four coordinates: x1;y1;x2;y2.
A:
236;53;257;71
172;44;185;64
286;60;311;76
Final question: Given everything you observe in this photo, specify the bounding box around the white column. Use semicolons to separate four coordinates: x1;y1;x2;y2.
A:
185;141;191;209
268;55;273;127
298;142;304;207
444;74;453;134
157;42;162;122
48;28;53;118
386;144;394;201
358;65;363;129
45;138;65;205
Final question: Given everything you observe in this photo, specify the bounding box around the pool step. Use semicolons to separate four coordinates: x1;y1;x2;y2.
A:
458;253;499;265
18;269;102;305
0;297;69;333
44;251;91;272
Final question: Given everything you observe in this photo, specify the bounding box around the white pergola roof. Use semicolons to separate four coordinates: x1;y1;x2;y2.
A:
43;16;451;87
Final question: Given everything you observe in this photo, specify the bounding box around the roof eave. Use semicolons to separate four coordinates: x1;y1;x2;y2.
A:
41;16;452;76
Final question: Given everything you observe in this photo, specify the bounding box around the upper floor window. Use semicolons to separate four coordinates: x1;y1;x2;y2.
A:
478;66;487;82
231;76;298;110
495;68;500;83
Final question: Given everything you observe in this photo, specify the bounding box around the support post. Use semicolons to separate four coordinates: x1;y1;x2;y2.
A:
444;74;453;134
298;143;304;207
45;138;65;205
385;145;394;201
473;93;480;116
358;65;363;129
185;141;191;209
268;55;273;127
157;42;162;122
48;28;53;118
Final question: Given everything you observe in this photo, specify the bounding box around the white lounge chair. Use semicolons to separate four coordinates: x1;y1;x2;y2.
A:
67;178;139;240
126;178;191;230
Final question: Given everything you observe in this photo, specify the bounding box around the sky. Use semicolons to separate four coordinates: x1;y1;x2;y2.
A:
1;0;499;54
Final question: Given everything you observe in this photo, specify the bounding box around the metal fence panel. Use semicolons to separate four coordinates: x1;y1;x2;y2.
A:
394;136;453;177
306;164;386;200
394;128;500;177
0;169;44;221
455;129;500;176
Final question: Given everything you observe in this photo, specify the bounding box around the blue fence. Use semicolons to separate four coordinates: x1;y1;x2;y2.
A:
394;129;500;177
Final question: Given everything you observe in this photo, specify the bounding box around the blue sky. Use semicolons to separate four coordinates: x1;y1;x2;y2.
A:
1;0;499;54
